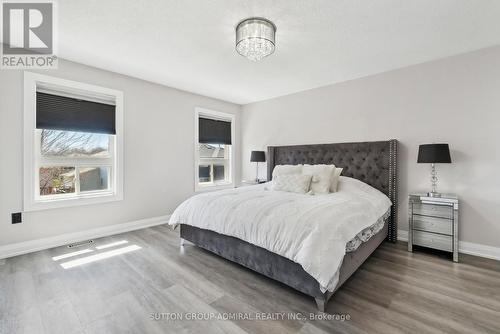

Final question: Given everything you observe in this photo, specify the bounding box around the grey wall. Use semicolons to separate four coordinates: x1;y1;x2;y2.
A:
241;46;500;248
0;59;241;246
2;47;499;250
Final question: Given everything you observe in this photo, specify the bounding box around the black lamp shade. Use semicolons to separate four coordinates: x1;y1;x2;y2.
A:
417;144;451;163
250;151;266;162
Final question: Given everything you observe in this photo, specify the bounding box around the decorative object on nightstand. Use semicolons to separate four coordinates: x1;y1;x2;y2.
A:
240;180;261;187
240;179;267;188
417;143;451;197
408;193;459;262
250;150;266;183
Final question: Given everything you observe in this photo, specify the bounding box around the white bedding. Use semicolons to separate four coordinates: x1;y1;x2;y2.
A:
168;176;391;292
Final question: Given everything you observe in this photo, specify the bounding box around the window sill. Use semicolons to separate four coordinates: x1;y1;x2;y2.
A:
195;182;234;193
24;192;123;212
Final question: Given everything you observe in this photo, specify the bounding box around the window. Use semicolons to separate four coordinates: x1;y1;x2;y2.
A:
36;130;113;199
24;72;123;211
194;108;235;191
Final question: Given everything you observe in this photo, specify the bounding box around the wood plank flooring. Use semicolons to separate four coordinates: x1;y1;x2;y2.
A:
1;225;499;334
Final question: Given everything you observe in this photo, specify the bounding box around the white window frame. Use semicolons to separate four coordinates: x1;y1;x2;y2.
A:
194;108;235;192
23;72;124;211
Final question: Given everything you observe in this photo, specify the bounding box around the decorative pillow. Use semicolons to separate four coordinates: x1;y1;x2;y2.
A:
330;167;343;192
272;164;303;179
272;174;312;194
302;164;336;194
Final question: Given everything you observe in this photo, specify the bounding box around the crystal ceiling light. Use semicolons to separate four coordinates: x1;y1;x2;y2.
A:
236;18;276;61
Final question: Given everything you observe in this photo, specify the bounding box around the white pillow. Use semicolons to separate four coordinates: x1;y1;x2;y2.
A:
272;164;303;179
302;164;336;194
273;174;312;194
330;167;343;192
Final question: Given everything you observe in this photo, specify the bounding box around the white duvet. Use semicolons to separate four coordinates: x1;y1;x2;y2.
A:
168;176;391;292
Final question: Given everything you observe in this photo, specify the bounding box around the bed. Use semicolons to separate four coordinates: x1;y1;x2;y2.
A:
171;140;398;311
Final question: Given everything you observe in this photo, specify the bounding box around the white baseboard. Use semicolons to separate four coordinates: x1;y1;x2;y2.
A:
397;230;500;261
0;215;170;259
397;230;409;242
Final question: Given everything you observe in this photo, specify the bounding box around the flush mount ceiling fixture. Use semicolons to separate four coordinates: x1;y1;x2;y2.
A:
235;17;276;62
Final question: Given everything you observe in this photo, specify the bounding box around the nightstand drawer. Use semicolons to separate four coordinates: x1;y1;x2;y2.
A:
413;231;452;252
413;216;452;235
412;203;453;219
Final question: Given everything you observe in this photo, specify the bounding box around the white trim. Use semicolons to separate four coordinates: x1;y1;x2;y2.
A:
0;215;170;260
194;107;236;192
23;72;124;211
397;230;408;241
397;230;500;261
458;241;500;261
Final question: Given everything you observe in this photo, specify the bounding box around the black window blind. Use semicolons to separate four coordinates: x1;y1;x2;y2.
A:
36;92;116;135
198;117;231;145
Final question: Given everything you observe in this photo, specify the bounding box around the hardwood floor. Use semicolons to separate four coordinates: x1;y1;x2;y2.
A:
1;225;499;334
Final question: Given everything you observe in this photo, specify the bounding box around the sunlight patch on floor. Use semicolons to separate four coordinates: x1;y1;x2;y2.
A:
52;248;94;261
95;240;129;250
60;245;142;269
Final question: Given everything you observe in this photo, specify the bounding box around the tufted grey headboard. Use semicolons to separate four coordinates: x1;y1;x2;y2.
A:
267;140;398;242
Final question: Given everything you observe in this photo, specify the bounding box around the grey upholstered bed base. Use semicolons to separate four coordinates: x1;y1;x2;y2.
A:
180;221;388;312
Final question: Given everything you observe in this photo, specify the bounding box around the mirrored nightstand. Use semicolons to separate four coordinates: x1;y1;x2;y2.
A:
408;194;459;262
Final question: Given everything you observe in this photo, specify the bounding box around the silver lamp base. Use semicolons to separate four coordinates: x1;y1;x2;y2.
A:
254;161;260;183
427;163;441;198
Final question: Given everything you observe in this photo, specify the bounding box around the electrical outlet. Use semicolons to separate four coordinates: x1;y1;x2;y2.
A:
12;212;22;224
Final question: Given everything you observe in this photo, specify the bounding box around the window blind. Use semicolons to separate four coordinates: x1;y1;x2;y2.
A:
36;92;116;134
198;117;231;145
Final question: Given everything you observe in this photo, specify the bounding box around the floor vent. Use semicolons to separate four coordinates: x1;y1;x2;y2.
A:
67;240;94;248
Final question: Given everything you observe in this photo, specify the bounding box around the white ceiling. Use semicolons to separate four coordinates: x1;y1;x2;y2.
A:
57;0;500;104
